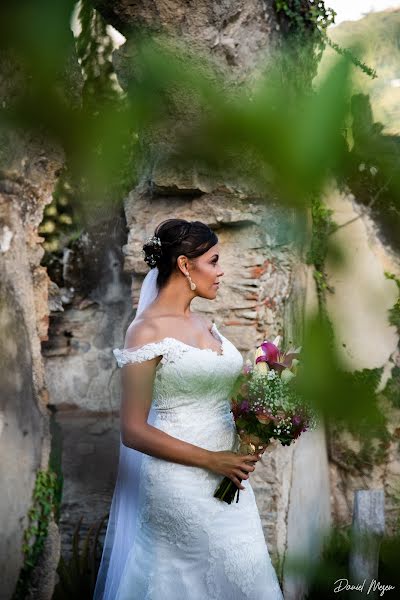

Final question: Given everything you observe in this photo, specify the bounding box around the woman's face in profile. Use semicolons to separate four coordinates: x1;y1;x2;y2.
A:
191;243;224;300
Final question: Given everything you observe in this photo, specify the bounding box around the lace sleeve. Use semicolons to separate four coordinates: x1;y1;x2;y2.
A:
113;341;166;368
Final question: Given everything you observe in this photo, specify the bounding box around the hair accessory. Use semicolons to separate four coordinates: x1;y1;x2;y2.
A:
146;235;162;247
143;235;162;268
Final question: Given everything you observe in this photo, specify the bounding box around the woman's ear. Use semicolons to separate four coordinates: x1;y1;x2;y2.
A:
177;255;188;275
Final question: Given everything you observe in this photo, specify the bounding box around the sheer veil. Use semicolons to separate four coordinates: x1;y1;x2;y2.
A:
94;266;160;600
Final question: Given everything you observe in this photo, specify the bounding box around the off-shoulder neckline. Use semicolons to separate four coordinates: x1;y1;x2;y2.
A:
118;322;225;358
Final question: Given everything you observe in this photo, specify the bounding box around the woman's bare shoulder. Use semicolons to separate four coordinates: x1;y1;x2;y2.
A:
124;312;213;348
124;318;164;349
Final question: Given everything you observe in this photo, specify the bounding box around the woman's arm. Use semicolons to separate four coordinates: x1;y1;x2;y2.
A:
120;357;212;468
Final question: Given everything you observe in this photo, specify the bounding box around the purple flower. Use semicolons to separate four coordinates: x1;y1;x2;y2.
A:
255;340;301;374
256;341;279;368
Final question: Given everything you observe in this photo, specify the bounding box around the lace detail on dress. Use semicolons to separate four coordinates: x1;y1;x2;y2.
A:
113;338;190;368
205;518;275;599
113;322;225;369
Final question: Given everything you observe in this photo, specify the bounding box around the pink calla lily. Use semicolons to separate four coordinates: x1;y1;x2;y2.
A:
255;340;301;374
259;341;279;362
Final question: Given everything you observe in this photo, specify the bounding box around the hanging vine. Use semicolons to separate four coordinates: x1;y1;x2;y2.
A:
272;0;376;104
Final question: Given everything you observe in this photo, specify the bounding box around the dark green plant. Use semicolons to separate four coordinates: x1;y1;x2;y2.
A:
305;194;339;315
385;272;400;333
52;515;108;600
12;470;59;600
70;0;139;224
274;0;377;78
305;195;337;270
382;366;400;410
39;170;78;255
283;524;400;598
12;402;63;599
273;0;376;112
380;272;400;409
49;408;64;524
379;532;400;588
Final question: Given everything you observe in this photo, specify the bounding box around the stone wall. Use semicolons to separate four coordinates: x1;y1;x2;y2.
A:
94;0;281;81
324;184;400;536
0;134;64;599
0;31;81;596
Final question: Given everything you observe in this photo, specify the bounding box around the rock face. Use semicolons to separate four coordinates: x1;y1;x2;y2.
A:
0;33;81;597
55;411;120;562
0;132;64;599
93;0;281;80
43;246;133;413
324;184;400;537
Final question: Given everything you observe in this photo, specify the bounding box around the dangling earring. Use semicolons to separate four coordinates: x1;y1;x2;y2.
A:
186;273;197;291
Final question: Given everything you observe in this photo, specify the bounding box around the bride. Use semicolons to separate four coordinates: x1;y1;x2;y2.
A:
94;218;284;599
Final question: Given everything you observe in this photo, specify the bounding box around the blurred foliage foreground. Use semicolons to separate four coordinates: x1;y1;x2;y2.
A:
0;0;398;463
0;0;399;598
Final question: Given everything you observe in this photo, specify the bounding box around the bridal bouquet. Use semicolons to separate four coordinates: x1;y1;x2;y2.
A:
214;335;317;504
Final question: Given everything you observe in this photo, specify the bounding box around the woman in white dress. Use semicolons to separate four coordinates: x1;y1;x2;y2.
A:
94;218;284;600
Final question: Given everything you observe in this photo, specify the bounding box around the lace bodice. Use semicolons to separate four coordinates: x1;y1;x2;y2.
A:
113;322;244;417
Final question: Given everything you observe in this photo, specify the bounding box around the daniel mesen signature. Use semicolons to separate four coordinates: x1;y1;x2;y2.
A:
334;579;395;596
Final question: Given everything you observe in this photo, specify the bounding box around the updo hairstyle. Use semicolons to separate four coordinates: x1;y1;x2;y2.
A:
142;219;218;289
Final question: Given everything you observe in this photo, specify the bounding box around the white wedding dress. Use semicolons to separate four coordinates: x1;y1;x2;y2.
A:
112;322;284;600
